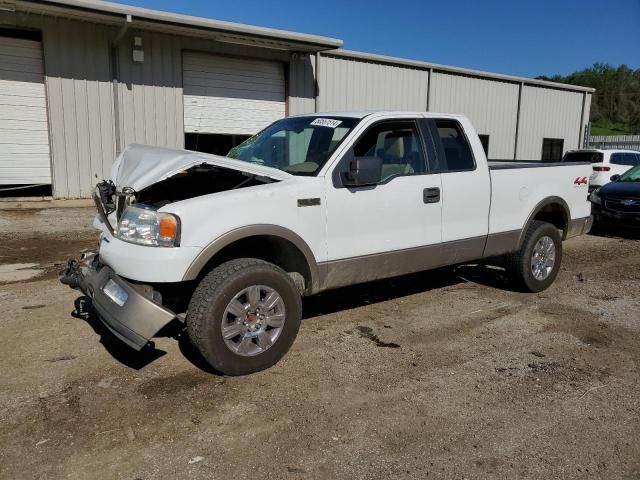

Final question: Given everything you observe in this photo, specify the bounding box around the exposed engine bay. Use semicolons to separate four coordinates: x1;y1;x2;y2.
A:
95;163;278;226
136;163;276;208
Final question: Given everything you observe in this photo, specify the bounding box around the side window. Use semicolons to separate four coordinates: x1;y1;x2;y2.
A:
352;121;426;182
435;120;475;171
626;153;640;166
610;153;635;166
635;154;640;166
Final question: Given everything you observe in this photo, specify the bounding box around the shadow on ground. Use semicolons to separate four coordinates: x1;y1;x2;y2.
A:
589;222;640;240
72;296;167;370
73;262;511;374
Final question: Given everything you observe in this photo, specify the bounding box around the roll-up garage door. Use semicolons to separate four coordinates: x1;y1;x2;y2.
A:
0;36;51;185
183;52;286;135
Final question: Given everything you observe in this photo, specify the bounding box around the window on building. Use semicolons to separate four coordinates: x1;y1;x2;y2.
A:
185;133;251;157
541;138;564;162
352;121;427;182
478;134;490;156
434;119;475;171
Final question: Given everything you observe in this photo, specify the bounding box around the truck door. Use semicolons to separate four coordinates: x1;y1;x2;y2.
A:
423;118;491;258
324;118;442;287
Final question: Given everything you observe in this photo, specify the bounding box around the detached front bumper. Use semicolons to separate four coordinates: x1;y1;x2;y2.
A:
59;253;176;351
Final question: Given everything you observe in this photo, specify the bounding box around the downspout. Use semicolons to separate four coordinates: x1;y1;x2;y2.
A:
314;51;320;112
426;67;433;112
513;81;523;160
578;91;586;148
111;14;132;154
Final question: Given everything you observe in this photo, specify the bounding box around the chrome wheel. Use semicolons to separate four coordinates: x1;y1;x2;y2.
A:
530;235;556;281
221;285;286;357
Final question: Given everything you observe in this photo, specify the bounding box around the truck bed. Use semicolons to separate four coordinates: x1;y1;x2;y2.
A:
487;160;592;236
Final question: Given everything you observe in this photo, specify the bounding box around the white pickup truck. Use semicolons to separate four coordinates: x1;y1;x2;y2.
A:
60;112;593;375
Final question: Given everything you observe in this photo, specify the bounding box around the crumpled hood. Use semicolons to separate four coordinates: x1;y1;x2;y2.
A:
111;144;291;192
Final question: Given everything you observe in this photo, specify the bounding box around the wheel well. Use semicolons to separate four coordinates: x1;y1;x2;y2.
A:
196;235;313;294
532;202;569;238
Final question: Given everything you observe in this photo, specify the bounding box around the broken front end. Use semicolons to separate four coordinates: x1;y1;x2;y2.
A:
59;252;177;350
59;144;284;351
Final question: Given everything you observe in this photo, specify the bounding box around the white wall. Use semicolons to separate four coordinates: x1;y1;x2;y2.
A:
429;72;519;159
318;54;429;111
516;85;584;159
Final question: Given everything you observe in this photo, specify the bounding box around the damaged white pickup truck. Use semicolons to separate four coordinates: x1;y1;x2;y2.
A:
60;112;593;375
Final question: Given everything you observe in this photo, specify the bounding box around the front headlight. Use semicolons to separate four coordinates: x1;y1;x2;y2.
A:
116;205;180;247
590;188;602;206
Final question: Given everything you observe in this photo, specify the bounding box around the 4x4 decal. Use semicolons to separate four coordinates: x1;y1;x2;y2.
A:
574;176;588;186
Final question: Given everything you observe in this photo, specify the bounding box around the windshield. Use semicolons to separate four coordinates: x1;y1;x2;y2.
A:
227;116;360;175
562;151;603;163
618;165;640;182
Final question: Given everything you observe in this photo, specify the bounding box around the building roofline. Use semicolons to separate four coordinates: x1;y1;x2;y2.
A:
13;0;595;93
326;49;596;93
18;0;343;50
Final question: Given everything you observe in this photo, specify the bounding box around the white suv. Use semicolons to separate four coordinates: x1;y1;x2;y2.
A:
563;149;640;191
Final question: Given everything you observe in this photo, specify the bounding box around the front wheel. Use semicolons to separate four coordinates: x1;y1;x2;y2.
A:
187;258;302;375
505;221;563;292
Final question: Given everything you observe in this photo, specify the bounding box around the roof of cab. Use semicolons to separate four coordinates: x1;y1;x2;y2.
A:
289;111;467;120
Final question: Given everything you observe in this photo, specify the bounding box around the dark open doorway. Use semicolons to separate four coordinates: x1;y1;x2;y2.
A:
184;133;251;156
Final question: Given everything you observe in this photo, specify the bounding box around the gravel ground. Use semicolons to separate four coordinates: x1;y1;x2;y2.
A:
0;207;639;479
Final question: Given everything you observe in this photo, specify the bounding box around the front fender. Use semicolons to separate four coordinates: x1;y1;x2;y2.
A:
182;224;322;292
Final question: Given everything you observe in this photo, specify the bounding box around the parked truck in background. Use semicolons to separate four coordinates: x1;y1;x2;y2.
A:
60;112;593;375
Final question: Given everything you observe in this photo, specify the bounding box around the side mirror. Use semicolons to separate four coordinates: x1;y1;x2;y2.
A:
610;174;621;182
341;153;383;187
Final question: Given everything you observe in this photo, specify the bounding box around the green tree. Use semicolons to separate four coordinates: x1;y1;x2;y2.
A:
537;63;640;134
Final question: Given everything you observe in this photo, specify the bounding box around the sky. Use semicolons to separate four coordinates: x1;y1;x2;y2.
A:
117;0;639;78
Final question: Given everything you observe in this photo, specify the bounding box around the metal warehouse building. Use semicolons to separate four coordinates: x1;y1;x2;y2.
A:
0;0;595;199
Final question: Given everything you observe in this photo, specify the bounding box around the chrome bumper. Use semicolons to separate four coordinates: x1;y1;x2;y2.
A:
59;253;176;350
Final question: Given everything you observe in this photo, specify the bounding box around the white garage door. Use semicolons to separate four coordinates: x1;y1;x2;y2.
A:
0;36;51;185
183;52;286;135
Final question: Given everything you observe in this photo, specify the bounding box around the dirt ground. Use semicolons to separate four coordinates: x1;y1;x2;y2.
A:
1;207;639;480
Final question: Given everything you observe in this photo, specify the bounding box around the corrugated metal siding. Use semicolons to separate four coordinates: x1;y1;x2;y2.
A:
116;32;291;150
116;31;183;151
288;53;316;115
429;72;519;159
0;36;51;185
317;54;429;111
2;11;595;198
516;85;584;159
35;17;116;198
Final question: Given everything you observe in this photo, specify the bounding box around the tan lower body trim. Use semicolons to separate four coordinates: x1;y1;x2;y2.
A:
318;236;487;292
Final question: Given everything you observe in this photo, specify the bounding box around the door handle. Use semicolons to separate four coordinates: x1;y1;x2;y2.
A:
423;187;440;204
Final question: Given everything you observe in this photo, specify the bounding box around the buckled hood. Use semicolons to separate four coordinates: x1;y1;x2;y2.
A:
111;144;291;192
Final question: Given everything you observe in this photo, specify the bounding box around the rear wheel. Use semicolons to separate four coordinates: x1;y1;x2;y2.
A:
505;221;562;292
187;258;302;375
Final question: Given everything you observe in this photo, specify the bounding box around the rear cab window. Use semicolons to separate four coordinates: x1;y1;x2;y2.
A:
428;119;476;172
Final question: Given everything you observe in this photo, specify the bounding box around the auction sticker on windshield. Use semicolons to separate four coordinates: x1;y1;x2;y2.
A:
310;118;342;128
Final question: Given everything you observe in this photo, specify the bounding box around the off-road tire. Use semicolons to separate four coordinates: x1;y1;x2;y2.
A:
505;221;562;293
187;258;302;375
